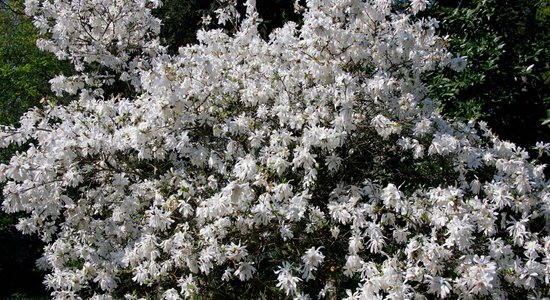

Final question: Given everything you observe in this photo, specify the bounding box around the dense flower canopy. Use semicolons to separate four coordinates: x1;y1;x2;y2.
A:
1;0;549;299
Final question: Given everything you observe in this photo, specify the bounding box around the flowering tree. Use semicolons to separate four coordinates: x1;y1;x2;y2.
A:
1;0;549;299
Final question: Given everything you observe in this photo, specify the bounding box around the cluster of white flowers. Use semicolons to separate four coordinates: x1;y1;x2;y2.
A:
1;0;549;299
25;0;163;96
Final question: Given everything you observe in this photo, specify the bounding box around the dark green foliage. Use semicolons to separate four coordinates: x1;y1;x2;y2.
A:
0;0;72;127
153;0;216;54
154;0;303;54
254;0;303;38
426;0;550;148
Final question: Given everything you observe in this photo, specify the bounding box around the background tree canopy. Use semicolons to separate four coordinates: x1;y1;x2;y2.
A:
0;0;73;127
0;0;548;298
426;0;549;149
